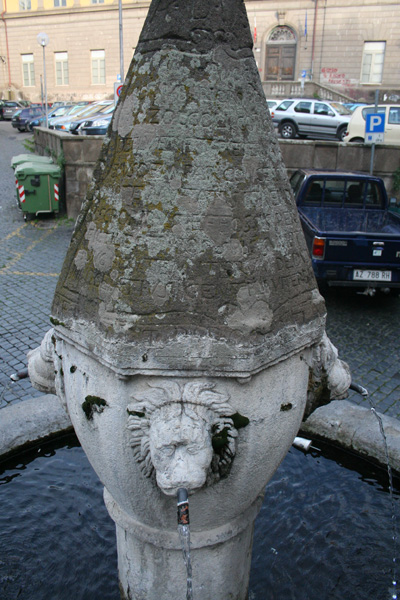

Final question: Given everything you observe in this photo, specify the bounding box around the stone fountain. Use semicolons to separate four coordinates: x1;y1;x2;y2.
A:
27;1;351;598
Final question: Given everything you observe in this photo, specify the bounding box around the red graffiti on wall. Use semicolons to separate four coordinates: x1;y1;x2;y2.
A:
321;67;351;86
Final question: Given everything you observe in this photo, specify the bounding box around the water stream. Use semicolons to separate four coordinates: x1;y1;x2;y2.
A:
369;403;398;600
177;488;193;600
351;382;398;600
178;524;193;600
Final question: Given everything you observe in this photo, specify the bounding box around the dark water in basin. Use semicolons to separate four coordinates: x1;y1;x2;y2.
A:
0;434;398;600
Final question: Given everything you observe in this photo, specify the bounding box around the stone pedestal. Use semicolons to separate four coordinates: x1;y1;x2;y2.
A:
109;492;260;600
48;338;312;599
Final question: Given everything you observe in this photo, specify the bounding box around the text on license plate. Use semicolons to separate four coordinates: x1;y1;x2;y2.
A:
353;270;392;282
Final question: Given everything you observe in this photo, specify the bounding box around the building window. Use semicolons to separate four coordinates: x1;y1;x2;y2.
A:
55;52;69;86
22;54;35;87
54;0;67;6
361;41;385;84
91;0;104;4
91;50;105;84
19;0;31;10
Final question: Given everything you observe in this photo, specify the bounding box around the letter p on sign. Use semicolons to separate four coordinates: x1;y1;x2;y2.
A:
371;115;383;130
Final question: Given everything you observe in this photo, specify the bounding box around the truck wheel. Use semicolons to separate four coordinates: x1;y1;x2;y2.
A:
349;137;364;143
279;122;296;139
337;126;347;141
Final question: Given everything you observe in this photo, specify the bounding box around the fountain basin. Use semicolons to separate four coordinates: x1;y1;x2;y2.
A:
1;432;398;600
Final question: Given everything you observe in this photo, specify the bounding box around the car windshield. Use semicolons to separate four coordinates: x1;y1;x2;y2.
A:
275;100;294;111
74;103;113;119
67;104;92;116
97;104;115;115
329;102;351;115
52;106;70;117
25;108;43;116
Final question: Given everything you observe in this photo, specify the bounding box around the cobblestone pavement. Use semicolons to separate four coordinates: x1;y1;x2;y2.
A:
0;121;399;418
0;122;74;407
324;287;400;416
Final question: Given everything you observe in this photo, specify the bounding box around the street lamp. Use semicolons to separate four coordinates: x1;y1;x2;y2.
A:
118;0;124;83
37;32;49;128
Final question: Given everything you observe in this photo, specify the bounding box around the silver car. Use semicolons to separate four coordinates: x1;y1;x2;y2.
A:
1;101;24;120
271;98;351;141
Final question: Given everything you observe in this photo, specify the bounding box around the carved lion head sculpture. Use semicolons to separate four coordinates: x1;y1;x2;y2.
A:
127;381;248;496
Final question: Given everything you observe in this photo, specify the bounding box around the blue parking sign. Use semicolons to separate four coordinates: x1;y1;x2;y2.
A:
365;112;385;144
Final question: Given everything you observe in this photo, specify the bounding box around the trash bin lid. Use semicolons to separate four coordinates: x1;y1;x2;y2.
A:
11;154;53;170
14;161;61;178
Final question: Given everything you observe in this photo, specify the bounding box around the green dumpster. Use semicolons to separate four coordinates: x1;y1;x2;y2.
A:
11;154;54;209
14;161;61;220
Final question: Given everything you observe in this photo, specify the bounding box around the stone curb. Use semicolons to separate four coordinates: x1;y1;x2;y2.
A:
0;394;73;459
1;396;400;477
301;399;400;474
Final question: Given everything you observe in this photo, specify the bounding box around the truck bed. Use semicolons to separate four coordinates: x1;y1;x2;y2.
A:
299;207;400;236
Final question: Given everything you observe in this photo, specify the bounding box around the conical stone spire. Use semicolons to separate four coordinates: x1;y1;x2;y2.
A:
52;0;326;377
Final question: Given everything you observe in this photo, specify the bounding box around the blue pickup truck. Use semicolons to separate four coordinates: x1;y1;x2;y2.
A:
290;169;400;292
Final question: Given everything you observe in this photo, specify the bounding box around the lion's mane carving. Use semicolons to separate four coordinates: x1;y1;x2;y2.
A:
127;381;242;491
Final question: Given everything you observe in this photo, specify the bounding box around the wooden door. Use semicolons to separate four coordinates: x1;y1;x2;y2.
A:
265;45;296;81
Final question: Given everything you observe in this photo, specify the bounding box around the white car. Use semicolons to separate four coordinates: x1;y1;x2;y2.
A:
343;104;400;145
271;98;351;140
266;99;278;110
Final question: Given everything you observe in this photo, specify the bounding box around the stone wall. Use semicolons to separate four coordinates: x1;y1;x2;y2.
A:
34;127;104;218
280;140;400;200
34;128;400;219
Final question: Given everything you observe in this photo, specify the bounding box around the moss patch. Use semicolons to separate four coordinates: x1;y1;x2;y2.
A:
82;395;108;420
50;316;66;327
230;412;250;429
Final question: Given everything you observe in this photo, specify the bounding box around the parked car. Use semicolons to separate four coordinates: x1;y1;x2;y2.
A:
271;98;351;140
0;101;24;120
48;103;94;129
27;105;73;131
55;100;114;133
51;101;77;108
80;112;113;135
291;168;400;292
12;106;45;132
342;102;368;112
266;99;278;110
69;102;115;134
343;104;400;145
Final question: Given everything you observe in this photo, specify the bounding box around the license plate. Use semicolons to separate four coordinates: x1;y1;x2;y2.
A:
353;270;392;282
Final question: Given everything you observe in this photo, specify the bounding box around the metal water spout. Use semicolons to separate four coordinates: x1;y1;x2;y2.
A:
27;0;352;598
177;488;190;526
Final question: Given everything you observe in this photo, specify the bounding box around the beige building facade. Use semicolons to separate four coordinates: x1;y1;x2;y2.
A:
0;0;399;103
